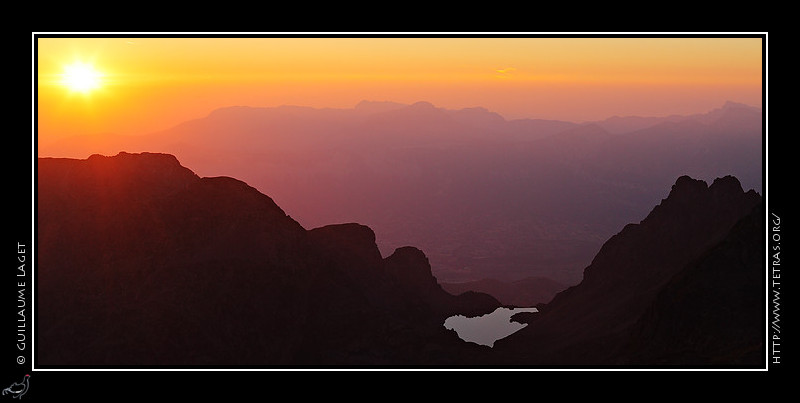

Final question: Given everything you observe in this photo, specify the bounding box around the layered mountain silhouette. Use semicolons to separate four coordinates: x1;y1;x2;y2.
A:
37;101;763;288
490;175;763;366
37;152;500;366
37;152;764;367
39;101;762;285
594;101;760;134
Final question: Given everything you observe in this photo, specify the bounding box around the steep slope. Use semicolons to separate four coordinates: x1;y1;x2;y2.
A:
491;175;762;365
621;203;765;365
36;152;499;366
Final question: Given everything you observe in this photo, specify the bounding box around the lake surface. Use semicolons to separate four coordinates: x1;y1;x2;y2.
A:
443;307;538;347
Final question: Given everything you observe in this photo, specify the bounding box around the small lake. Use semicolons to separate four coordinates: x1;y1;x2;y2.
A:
443;307;538;347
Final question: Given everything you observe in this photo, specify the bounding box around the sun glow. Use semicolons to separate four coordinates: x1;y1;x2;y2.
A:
60;62;103;93
36;37;762;141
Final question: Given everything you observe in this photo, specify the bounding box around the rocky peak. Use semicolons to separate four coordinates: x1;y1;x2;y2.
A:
646;175;759;229
384;246;440;291
709;175;746;198
86;151;198;197
307;223;384;271
664;175;709;203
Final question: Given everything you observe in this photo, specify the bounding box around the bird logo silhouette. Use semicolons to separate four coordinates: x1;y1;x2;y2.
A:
1;374;29;399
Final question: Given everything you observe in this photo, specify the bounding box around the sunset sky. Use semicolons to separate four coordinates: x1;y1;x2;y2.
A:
35;35;764;144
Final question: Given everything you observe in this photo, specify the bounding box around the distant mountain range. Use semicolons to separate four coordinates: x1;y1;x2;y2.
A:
38;100;762;288
440;277;567;307
593;101;761;134
37;152;765;366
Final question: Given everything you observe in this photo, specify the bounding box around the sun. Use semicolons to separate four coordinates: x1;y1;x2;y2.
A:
60;62;104;94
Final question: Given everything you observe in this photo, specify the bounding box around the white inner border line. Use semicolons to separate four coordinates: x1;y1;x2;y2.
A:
30;32;770;372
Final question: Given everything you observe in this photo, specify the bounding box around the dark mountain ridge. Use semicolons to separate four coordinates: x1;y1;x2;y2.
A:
490;175;763;366
621;202;765;365
37;152;500;366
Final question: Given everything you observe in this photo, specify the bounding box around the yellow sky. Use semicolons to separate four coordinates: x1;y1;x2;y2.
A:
36;36;763;142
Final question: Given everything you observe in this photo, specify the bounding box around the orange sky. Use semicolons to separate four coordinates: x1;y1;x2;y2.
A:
35;36;763;143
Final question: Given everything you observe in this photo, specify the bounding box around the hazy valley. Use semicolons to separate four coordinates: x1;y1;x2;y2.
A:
37;152;764;366
39;100;762;294
36;99;764;366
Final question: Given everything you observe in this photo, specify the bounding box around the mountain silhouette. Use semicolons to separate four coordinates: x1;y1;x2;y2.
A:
593;101;762;134
620;202;765;365
37;152;500;366
490;175;763;366
37;152;765;367
37;101;762;288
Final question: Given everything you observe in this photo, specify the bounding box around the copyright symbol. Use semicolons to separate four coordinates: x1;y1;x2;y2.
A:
16;356;24;364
